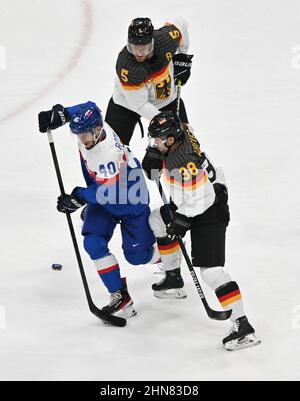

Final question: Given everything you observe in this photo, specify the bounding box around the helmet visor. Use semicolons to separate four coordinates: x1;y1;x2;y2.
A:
127;40;154;57
148;134;168;148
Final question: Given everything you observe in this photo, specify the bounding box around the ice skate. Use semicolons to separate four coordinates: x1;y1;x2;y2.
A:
223;316;261;351
102;277;137;320
152;268;187;299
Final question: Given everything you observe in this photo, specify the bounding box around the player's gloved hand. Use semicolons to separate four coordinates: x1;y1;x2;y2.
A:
38;104;70;133
142;147;164;180
57;187;86;214
173;54;193;86
167;212;192;238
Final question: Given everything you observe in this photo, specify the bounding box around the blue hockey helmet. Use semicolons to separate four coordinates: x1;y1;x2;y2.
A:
69;102;103;135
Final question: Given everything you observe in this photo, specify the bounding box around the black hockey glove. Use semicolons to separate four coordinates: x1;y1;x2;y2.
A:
142;147;164;180
160;203;178;225
167;212;192;239
38;104;70;133
57;187;86;214
173;54;193;86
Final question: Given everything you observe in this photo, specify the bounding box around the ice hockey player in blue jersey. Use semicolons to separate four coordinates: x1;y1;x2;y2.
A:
38;102;160;318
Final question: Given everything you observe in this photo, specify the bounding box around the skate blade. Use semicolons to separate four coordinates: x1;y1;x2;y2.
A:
122;304;137;319
224;334;261;351
102;305;137;325
153;288;187;299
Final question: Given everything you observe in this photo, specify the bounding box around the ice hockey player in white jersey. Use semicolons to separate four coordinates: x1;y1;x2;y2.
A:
38;102;160;318
105;16;193;145
142;111;261;351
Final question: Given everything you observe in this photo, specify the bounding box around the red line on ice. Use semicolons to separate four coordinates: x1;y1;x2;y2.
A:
0;0;93;125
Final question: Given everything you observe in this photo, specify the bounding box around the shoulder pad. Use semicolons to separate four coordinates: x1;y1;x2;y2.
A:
116;47;149;89
184;129;202;159
153;25;182;60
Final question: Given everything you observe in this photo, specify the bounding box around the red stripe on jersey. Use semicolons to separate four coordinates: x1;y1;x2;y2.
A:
96;174;120;186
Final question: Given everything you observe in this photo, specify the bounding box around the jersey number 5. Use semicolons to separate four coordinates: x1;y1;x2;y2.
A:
169;30;180;40
121;69;129;83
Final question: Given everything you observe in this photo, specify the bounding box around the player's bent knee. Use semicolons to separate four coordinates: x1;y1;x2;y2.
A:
200;267;232;291
124;249;153;266
83;234;110;261
149;209;167;238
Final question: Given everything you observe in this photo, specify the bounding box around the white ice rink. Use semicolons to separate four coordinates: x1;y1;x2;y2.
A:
0;0;300;381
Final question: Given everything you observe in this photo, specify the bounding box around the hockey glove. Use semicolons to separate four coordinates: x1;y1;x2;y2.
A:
173;54;193;86
57;187;86;214
142;147;164;180
167;212;192;239
38;104;70;133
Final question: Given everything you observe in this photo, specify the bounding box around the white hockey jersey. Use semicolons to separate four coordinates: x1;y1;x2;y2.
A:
78;122;131;185
113;18;190;121
77;122;149;216
162;128;227;218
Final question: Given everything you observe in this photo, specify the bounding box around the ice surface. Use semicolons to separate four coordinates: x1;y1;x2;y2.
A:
0;0;300;381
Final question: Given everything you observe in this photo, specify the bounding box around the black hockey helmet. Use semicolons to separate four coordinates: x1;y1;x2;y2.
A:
148;111;184;142
128;17;154;45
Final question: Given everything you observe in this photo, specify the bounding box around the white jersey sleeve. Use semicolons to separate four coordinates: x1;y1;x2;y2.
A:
165;17;190;54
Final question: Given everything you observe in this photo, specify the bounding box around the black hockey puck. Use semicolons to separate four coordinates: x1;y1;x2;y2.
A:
52;263;62;271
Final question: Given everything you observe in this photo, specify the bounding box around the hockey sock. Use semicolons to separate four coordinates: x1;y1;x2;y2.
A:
215;281;245;323
94;254;122;293
157;237;181;272
147;244;161;265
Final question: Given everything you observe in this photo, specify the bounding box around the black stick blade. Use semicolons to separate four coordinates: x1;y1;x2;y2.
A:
208;308;232;321
92;308;127;327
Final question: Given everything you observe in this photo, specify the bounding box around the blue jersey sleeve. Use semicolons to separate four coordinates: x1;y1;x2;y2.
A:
77;183;100;204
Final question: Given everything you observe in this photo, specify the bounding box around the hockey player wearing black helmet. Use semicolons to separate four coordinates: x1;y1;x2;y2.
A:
127;17;155;63
105;17;193;145
142;111;261;351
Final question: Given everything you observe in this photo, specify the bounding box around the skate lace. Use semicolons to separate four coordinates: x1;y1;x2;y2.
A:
228;320;240;336
154;263;165;276
108;291;123;307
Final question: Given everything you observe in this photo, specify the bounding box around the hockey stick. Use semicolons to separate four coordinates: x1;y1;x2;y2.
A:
155;81;231;320
46;129;126;327
176;80;182;115
155;179;232;321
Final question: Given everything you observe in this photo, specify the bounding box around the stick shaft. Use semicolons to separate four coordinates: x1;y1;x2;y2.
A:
47;130;94;307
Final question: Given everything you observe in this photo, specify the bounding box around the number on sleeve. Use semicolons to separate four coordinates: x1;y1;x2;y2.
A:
201;157;216;183
169;30;180;40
